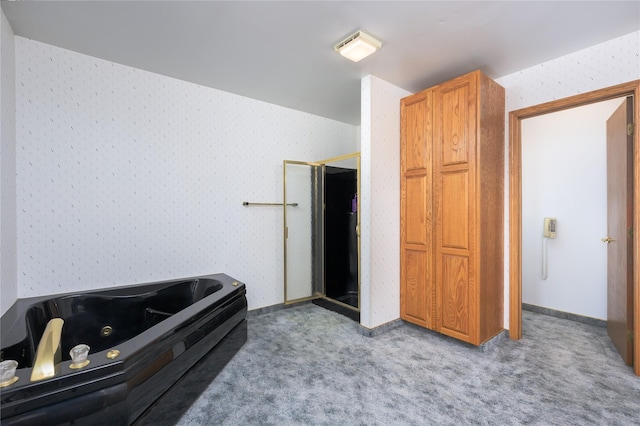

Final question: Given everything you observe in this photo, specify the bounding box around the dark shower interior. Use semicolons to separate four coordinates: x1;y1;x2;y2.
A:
320;166;358;319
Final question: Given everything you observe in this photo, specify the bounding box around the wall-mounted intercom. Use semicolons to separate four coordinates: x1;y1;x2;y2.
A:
543;217;557;239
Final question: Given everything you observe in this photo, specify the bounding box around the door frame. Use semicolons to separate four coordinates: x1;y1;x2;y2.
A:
508;80;640;376
283;152;361;310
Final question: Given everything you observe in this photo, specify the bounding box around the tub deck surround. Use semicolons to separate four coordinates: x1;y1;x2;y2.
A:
0;274;248;425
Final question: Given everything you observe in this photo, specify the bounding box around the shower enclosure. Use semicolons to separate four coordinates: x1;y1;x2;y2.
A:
283;153;360;320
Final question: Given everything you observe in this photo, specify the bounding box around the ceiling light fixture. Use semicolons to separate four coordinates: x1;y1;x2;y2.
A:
334;31;382;63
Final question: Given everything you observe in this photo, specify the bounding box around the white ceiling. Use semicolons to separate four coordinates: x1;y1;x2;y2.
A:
2;1;639;125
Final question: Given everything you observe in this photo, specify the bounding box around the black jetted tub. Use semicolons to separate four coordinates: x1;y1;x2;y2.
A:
0;274;247;425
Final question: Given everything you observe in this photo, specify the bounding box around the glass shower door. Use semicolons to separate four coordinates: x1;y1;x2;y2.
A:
283;160;324;303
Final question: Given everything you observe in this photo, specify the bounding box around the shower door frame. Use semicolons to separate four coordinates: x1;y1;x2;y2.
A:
283;152;361;312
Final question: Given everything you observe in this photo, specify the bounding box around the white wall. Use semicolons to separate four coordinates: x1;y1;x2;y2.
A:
495;30;640;328
0;9;17;316
360;75;410;329
5;26;639;326
13;37;358;310
521;98;624;320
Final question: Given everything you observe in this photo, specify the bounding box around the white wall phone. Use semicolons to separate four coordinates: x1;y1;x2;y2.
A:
543;217;557;239
542;217;556;280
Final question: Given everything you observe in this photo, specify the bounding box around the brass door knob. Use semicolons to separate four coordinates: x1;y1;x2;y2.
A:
601;236;615;243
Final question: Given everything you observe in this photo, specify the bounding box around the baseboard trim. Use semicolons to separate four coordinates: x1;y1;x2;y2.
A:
522;303;606;328
247;301;310;318
357;318;404;337
479;330;509;353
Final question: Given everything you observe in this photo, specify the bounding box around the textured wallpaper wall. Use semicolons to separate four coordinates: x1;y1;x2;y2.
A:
7;29;639;323
359;75;410;329
497;31;639;113
14;37;357;310
368;76;410;328
359;76;372;327
496;30;640;328
0;10;17;316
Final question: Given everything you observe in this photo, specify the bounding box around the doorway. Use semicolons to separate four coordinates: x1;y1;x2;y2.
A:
283;153;360;320
520;98;624;320
509;80;640;376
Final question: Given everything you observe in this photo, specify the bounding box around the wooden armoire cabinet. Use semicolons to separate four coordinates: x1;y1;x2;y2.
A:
400;70;505;346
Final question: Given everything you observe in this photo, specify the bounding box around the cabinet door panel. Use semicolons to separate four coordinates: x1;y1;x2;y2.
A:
440;254;469;336
440;84;470;166
401;90;433;328
401;249;432;327
441;171;469;249
405;175;429;245
403;93;431;171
